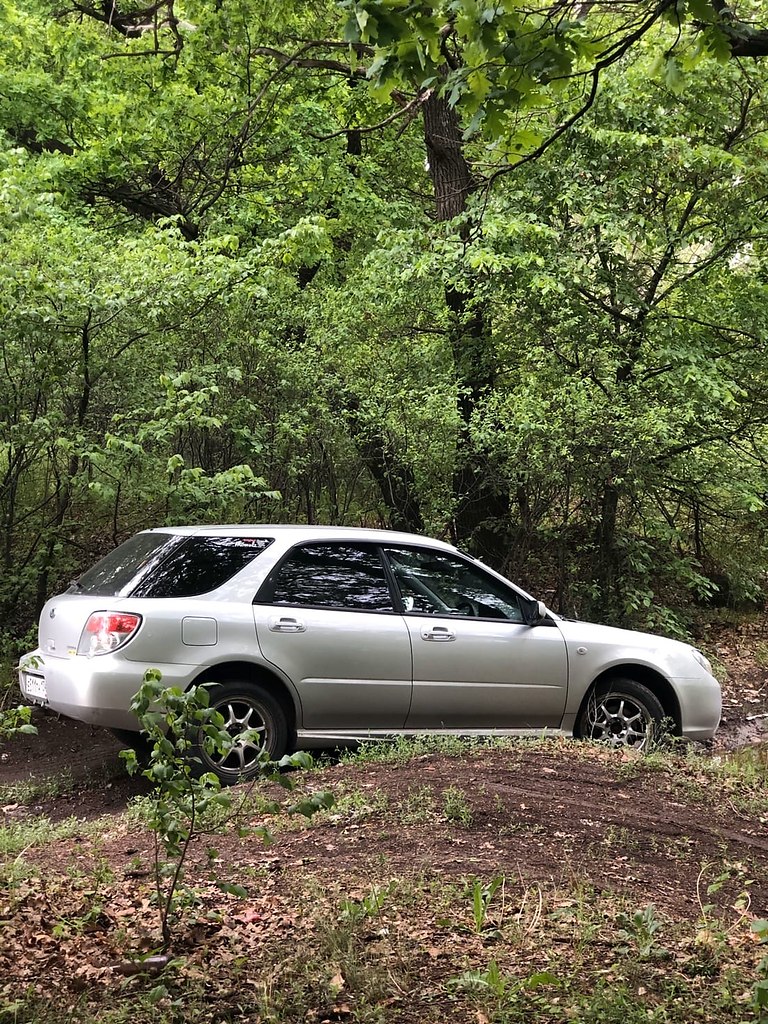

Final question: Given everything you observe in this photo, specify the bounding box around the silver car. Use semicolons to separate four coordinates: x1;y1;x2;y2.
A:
19;525;721;781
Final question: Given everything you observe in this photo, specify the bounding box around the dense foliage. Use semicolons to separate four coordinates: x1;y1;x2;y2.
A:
1;0;767;641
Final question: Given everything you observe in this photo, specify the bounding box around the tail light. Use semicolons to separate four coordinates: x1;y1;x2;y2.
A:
77;612;142;657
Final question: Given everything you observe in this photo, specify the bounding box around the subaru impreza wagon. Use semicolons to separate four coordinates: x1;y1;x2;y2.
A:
19;524;721;782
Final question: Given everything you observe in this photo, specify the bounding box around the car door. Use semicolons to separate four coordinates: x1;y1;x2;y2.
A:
383;546;569;729
253;541;412;730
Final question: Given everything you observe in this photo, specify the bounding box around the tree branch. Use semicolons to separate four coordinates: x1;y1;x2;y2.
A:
312;89;432;142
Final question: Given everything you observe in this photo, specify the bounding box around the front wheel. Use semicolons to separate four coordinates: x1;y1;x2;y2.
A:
577;679;666;750
193;681;289;784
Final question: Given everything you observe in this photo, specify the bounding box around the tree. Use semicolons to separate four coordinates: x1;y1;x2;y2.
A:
2;0;768;636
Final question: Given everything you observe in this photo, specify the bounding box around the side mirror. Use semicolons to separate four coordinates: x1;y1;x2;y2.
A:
520;597;550;626
536;600;551;624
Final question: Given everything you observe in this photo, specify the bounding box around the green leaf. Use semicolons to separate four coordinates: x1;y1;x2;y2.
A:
216;881;248;898
147;985;169;1004
663;56;685;94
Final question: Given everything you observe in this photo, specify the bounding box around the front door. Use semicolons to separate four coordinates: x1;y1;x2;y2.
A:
383;546;569;729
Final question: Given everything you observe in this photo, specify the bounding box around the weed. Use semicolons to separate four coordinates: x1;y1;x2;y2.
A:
450;960;559;1020
51;901;108;939
0;703;37;742
752;918;768;1021
339;881;396;924
395;784;437;824
468;874;505;935
66;855;116;887
616;904;667;959
442;784;473;825
602;824;640;852
696;860;754;929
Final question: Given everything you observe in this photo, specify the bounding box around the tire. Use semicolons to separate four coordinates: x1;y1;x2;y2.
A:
576;678;666;750
109;727;153;762
192;680;289;785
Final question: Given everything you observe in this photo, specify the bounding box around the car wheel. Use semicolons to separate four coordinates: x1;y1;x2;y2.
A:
109;727;153;762
193;681;289;784
577;679;666;750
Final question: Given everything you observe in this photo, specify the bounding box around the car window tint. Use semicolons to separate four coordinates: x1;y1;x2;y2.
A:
384;547;523;621
129;536;273;598
262;544;393;612
73;532;179;596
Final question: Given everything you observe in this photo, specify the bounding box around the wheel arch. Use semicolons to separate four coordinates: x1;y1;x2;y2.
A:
188;661;299;739
574;665;682;737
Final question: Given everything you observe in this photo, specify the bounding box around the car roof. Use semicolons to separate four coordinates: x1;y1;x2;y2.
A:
142;524;462;553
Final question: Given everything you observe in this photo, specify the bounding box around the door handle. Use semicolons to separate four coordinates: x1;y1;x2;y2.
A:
269;616;306;633
421;626;456;642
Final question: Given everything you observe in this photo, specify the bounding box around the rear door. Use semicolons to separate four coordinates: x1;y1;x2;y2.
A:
253;542;412;730
383;546;569;729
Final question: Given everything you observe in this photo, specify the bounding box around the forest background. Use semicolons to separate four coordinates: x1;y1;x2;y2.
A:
3;0;768;649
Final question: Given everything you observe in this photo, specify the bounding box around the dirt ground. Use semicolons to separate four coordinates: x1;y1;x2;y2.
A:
1;619;768;1021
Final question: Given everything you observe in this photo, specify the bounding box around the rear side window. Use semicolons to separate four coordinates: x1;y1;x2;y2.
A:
73;534;272;598
258;543;394;612
130;536;273;597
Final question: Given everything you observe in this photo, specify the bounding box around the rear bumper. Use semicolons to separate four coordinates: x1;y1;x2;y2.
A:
18;648;197;730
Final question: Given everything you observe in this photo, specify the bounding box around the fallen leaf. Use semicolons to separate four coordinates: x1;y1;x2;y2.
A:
329;971;345;994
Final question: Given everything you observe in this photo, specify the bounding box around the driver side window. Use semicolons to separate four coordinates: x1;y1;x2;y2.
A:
383;547;524;622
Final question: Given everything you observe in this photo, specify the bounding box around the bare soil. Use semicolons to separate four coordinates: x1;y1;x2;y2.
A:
1;619;767;1022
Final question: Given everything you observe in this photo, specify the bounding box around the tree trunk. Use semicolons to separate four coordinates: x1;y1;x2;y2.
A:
336;390;424;533
422;91;473;222
422;90;511;565
595;479;620;618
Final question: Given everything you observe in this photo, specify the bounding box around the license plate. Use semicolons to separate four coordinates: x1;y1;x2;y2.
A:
22;673;47;703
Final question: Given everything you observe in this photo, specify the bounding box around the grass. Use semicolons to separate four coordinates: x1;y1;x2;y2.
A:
660;743;768;815
395;784;438;824
2;730;768;1023
1;872;762;1024
337;734;483;766
0;770;76;806
0;815;87;857
322;785;390;823
332;732;573;768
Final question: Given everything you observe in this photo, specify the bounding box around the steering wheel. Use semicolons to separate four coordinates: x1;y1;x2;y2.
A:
453;600;479;617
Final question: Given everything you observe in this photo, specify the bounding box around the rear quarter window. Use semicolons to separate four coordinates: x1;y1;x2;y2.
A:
73;534;272;598
73;533;178;596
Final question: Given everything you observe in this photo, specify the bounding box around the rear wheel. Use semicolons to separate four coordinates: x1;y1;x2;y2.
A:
193;680;289;784
109;727;152;762
577;679;666;750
